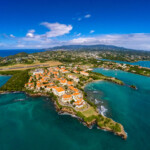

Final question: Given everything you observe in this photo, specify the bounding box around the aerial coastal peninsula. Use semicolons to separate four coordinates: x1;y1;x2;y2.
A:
1;45;150;140
1;0;150;148
0;63;127;139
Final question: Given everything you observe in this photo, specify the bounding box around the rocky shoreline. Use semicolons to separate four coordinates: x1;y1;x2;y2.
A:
55;101;127;140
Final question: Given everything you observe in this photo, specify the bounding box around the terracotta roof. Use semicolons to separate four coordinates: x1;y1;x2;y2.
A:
60;79;67;84
62;94;72;99
67;81;73;85
73;88;79;92
55;87;65;92
69;86;75;90
73;93;80;96
27;83;34;86
51;86;57;89
74;99;83;105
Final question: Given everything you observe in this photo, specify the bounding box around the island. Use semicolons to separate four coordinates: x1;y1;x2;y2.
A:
0;64;127;140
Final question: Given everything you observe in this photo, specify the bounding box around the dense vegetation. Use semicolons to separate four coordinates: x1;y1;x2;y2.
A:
0;70;22;75
0;70;29;91
88;71;124;85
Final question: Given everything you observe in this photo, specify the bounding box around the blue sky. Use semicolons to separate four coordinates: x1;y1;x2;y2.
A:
0;0;150;50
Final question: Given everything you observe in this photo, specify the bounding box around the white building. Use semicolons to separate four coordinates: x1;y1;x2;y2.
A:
62;94;72;103
80;71;89;76
72;93;82;101
68;74;79;82
73;99;85;108
52;87;65;96
33;69;44;75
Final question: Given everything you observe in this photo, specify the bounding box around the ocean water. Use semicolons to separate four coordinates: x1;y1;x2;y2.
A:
0;49;45;57
101;59;150;68
0;69;150;150
0;75;11;87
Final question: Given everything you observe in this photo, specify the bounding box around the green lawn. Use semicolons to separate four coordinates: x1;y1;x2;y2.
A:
81;106;98;117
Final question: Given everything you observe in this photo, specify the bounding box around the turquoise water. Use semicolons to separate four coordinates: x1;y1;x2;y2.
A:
0;70;150;150
0;75;11;87
101;59;150;68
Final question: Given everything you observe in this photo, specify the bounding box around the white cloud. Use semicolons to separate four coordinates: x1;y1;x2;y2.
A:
26;29;36;38
90;30;95;33
26;32;34;38
28;29;35;33
16;44;25;48
24;22;73;41
20;22;73;48
10;34;15;38
76;33;81;36
68;33;150;50
78;18;82;21
0;42;6;47
40;22;73;38
84;14;91;18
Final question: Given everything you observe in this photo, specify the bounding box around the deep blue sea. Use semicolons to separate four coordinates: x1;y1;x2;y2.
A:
101;59;150;68
0;68;150;150
0;49;45;57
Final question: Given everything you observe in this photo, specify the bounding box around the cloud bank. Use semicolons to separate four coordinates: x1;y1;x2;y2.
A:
68;33;150;50
1;21;150;50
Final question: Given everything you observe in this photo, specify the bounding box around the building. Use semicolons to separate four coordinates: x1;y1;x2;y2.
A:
36;82;41;90
73;99;85;108
80;71;89;76
68;74;79;82
73;70;79;74
60;79;67;85
62;94;72;103
33;69;44;75
69;86;79;93
45;87;51;92
73;92;82;101
52;87;65;96
29;76;33;82
61;69;69;73
26;82;34;89
67;81;73;86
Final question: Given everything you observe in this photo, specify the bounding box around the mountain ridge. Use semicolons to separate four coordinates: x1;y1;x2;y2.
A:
45;44;147;52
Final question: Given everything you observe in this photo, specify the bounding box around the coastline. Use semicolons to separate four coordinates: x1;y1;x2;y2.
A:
0;68;127;140
82;79;103;89
82;77;124;90
0;90;127;140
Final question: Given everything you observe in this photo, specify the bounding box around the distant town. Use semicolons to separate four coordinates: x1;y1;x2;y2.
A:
0;46;150;76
